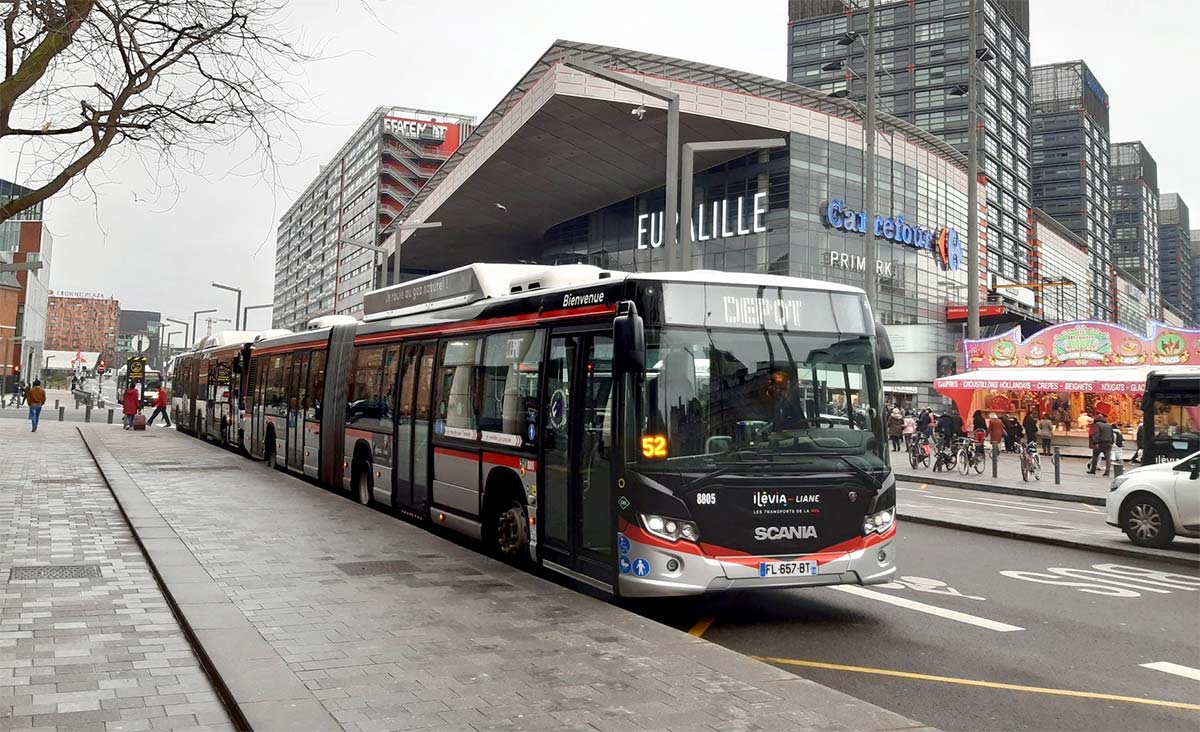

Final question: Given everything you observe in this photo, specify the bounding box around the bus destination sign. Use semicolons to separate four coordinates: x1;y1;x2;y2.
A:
363;268;483;317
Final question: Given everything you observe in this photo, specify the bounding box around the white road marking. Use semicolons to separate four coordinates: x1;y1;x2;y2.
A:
899;486;1099;514
908;494;1056;514
1140;662;1200;682
829;585;1024;632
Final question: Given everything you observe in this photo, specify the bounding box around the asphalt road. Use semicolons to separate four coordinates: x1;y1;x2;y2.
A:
632;522;1200;732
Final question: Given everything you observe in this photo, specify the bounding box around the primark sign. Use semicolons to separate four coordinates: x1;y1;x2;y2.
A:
636;192;768;250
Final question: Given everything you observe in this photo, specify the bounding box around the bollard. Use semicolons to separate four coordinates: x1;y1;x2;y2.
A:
1053;447;1061;485
54;399;59;409
85;404;92;422
991;443;999;478
107;409;114;424
58;405;65;421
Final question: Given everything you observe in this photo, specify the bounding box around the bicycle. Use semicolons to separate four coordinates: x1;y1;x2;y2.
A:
931;435;958;472
956;437;985;475
907;433;932;469
1019;439;1041;482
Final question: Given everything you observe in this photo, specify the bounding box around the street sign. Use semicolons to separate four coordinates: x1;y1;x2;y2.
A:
128;357;146;381
133;334;148;353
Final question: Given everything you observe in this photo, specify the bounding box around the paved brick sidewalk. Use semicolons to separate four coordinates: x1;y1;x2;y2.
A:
82;426;932;732
0;421;235;732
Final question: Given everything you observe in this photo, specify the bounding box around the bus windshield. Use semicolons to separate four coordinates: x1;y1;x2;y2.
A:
1145;375;1200;462
638;328;886;471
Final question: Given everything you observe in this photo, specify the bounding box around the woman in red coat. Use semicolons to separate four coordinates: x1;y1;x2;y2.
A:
122;385;141;430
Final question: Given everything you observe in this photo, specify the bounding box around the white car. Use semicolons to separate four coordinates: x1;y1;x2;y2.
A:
1106;451;1200;548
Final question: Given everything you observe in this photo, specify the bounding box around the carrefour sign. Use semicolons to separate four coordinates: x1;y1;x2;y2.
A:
823;199;961;271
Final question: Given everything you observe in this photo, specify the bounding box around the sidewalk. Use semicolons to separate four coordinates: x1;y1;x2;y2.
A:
897;449;1119;504
0;420;235;731
74;426;932;732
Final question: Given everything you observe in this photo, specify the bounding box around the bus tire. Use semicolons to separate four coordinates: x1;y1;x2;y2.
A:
352;449;373;506
264;427;278;469
482;474;529;563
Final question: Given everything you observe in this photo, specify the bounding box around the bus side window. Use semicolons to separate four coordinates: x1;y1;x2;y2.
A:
347;345;386;429
436;338;481;436
307;350;326;421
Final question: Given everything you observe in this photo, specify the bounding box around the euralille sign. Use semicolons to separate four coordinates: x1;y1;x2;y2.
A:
822;199;962;271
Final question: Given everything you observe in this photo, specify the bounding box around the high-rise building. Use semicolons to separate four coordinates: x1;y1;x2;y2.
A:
1192;230;1200;327
273;107;474;331
1157;193;1191;325
787;0;1034;291
0;177;52;384
1110;141;1160;321
45;293;120;357
116;309;161;368
1030;60;1112;320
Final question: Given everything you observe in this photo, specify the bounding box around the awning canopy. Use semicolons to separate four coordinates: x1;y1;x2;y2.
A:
934;364;1200;422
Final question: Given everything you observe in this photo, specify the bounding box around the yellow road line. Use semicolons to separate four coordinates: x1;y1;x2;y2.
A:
754;656;1200;712
688;615;717;637
918;483;928;490
1081;503;1101;512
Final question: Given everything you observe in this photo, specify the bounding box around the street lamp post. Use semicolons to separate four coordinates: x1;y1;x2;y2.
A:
165;318;190;350
562;57;681;266
191;309;217;346
337;238;387;291
243;304;273;330
212;282;243;330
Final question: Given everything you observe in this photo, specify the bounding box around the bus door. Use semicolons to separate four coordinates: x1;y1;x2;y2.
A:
287;351;309;471
394;341;435;514
538;330;615;589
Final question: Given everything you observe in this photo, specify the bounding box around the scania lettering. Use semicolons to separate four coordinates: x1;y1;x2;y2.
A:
169;263;897;598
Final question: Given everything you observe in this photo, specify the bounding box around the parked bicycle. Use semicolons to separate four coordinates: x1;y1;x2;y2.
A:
1020;439;1041;482
932;436;958;472
956;437;985;475
908;433;932;469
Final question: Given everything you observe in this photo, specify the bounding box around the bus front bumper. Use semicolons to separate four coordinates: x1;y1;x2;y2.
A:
615;525;896;598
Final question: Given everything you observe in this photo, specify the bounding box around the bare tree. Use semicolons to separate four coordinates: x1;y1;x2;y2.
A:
0;0;301;223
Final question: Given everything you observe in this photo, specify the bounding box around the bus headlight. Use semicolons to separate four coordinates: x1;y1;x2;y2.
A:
863;508;895;536
641;513;700;543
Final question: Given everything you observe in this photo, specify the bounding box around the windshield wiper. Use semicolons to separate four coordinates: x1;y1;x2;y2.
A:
778;452;884;491
683;450;771;488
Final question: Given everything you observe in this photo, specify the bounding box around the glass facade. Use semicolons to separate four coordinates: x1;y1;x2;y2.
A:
543;133;971;394
1157;193;1192;325
1110;141;1160;321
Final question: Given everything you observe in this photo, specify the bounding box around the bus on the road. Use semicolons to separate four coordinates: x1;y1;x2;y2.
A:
173;264;898;597
1142;369;1200;464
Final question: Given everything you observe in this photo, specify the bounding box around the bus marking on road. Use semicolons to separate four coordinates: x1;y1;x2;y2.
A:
754;656;1200;711
1140;662;1200;682
829;585;1023;631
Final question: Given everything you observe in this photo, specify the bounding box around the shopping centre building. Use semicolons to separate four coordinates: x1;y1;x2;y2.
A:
386;41;1011;404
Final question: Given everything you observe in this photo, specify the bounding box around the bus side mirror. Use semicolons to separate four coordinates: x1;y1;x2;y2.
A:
613;302;645;375
874;321;895;370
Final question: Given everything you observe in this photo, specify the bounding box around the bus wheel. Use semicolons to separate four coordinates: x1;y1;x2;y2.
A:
353;460;373;506
487;493;529;562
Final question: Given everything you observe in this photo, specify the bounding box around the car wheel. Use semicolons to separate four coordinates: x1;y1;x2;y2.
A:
1121;495;1175;548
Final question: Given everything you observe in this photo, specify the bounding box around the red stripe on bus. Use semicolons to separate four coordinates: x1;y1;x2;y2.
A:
482;452;524;469
251;341;327;357
345;427;377;439
353;303;616;345
434;446;476;460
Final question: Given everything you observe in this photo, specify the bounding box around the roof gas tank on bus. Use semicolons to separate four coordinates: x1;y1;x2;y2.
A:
306;315;358;330
507;264;612;293
254;328;293;342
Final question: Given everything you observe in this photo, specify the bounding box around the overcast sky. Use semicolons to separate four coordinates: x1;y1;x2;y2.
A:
5;0;1196;334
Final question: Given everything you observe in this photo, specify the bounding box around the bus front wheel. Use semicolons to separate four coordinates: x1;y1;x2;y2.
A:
484;486;529;563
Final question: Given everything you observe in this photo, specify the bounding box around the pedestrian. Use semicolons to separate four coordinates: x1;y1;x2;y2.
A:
1038;412;1054;455
972;410;986;434
917;408;932;437
987;412;1005;451
25;379;45;432
1003;415;1020;452
902;410;916;448
1112;424;1126;468
122;383;141;430
887;408;904;451
1022;411;1038;446
147;385;171;427
1131;422;1145;463
1087;413;1114;476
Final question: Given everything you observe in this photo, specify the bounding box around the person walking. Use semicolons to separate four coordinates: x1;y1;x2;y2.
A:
1038;413;1054;455
987;412;1005;452
1022;411;1038;448
122;383;141;430
917;408;932;437
1131;422;1145;463
1087;413;1115;476
147;385;171;427
902;410;916;449
972;410;987;434
25;379;45;432
887;408;904;451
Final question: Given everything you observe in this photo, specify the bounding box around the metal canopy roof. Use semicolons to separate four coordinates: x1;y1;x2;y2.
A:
388;39;969;273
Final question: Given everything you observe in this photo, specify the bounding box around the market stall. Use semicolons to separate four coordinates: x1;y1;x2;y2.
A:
934;321;1200;447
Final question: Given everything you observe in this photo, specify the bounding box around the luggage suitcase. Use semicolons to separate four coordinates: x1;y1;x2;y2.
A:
133;413;147;431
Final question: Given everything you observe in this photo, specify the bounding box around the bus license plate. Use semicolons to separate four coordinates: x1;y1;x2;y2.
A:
759;561;818;578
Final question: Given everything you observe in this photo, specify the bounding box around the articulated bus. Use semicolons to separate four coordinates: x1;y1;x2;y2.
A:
1142;369;1200;464
173;263;898;597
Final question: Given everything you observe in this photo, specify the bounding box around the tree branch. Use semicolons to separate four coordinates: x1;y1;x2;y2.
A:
0;0;95;131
